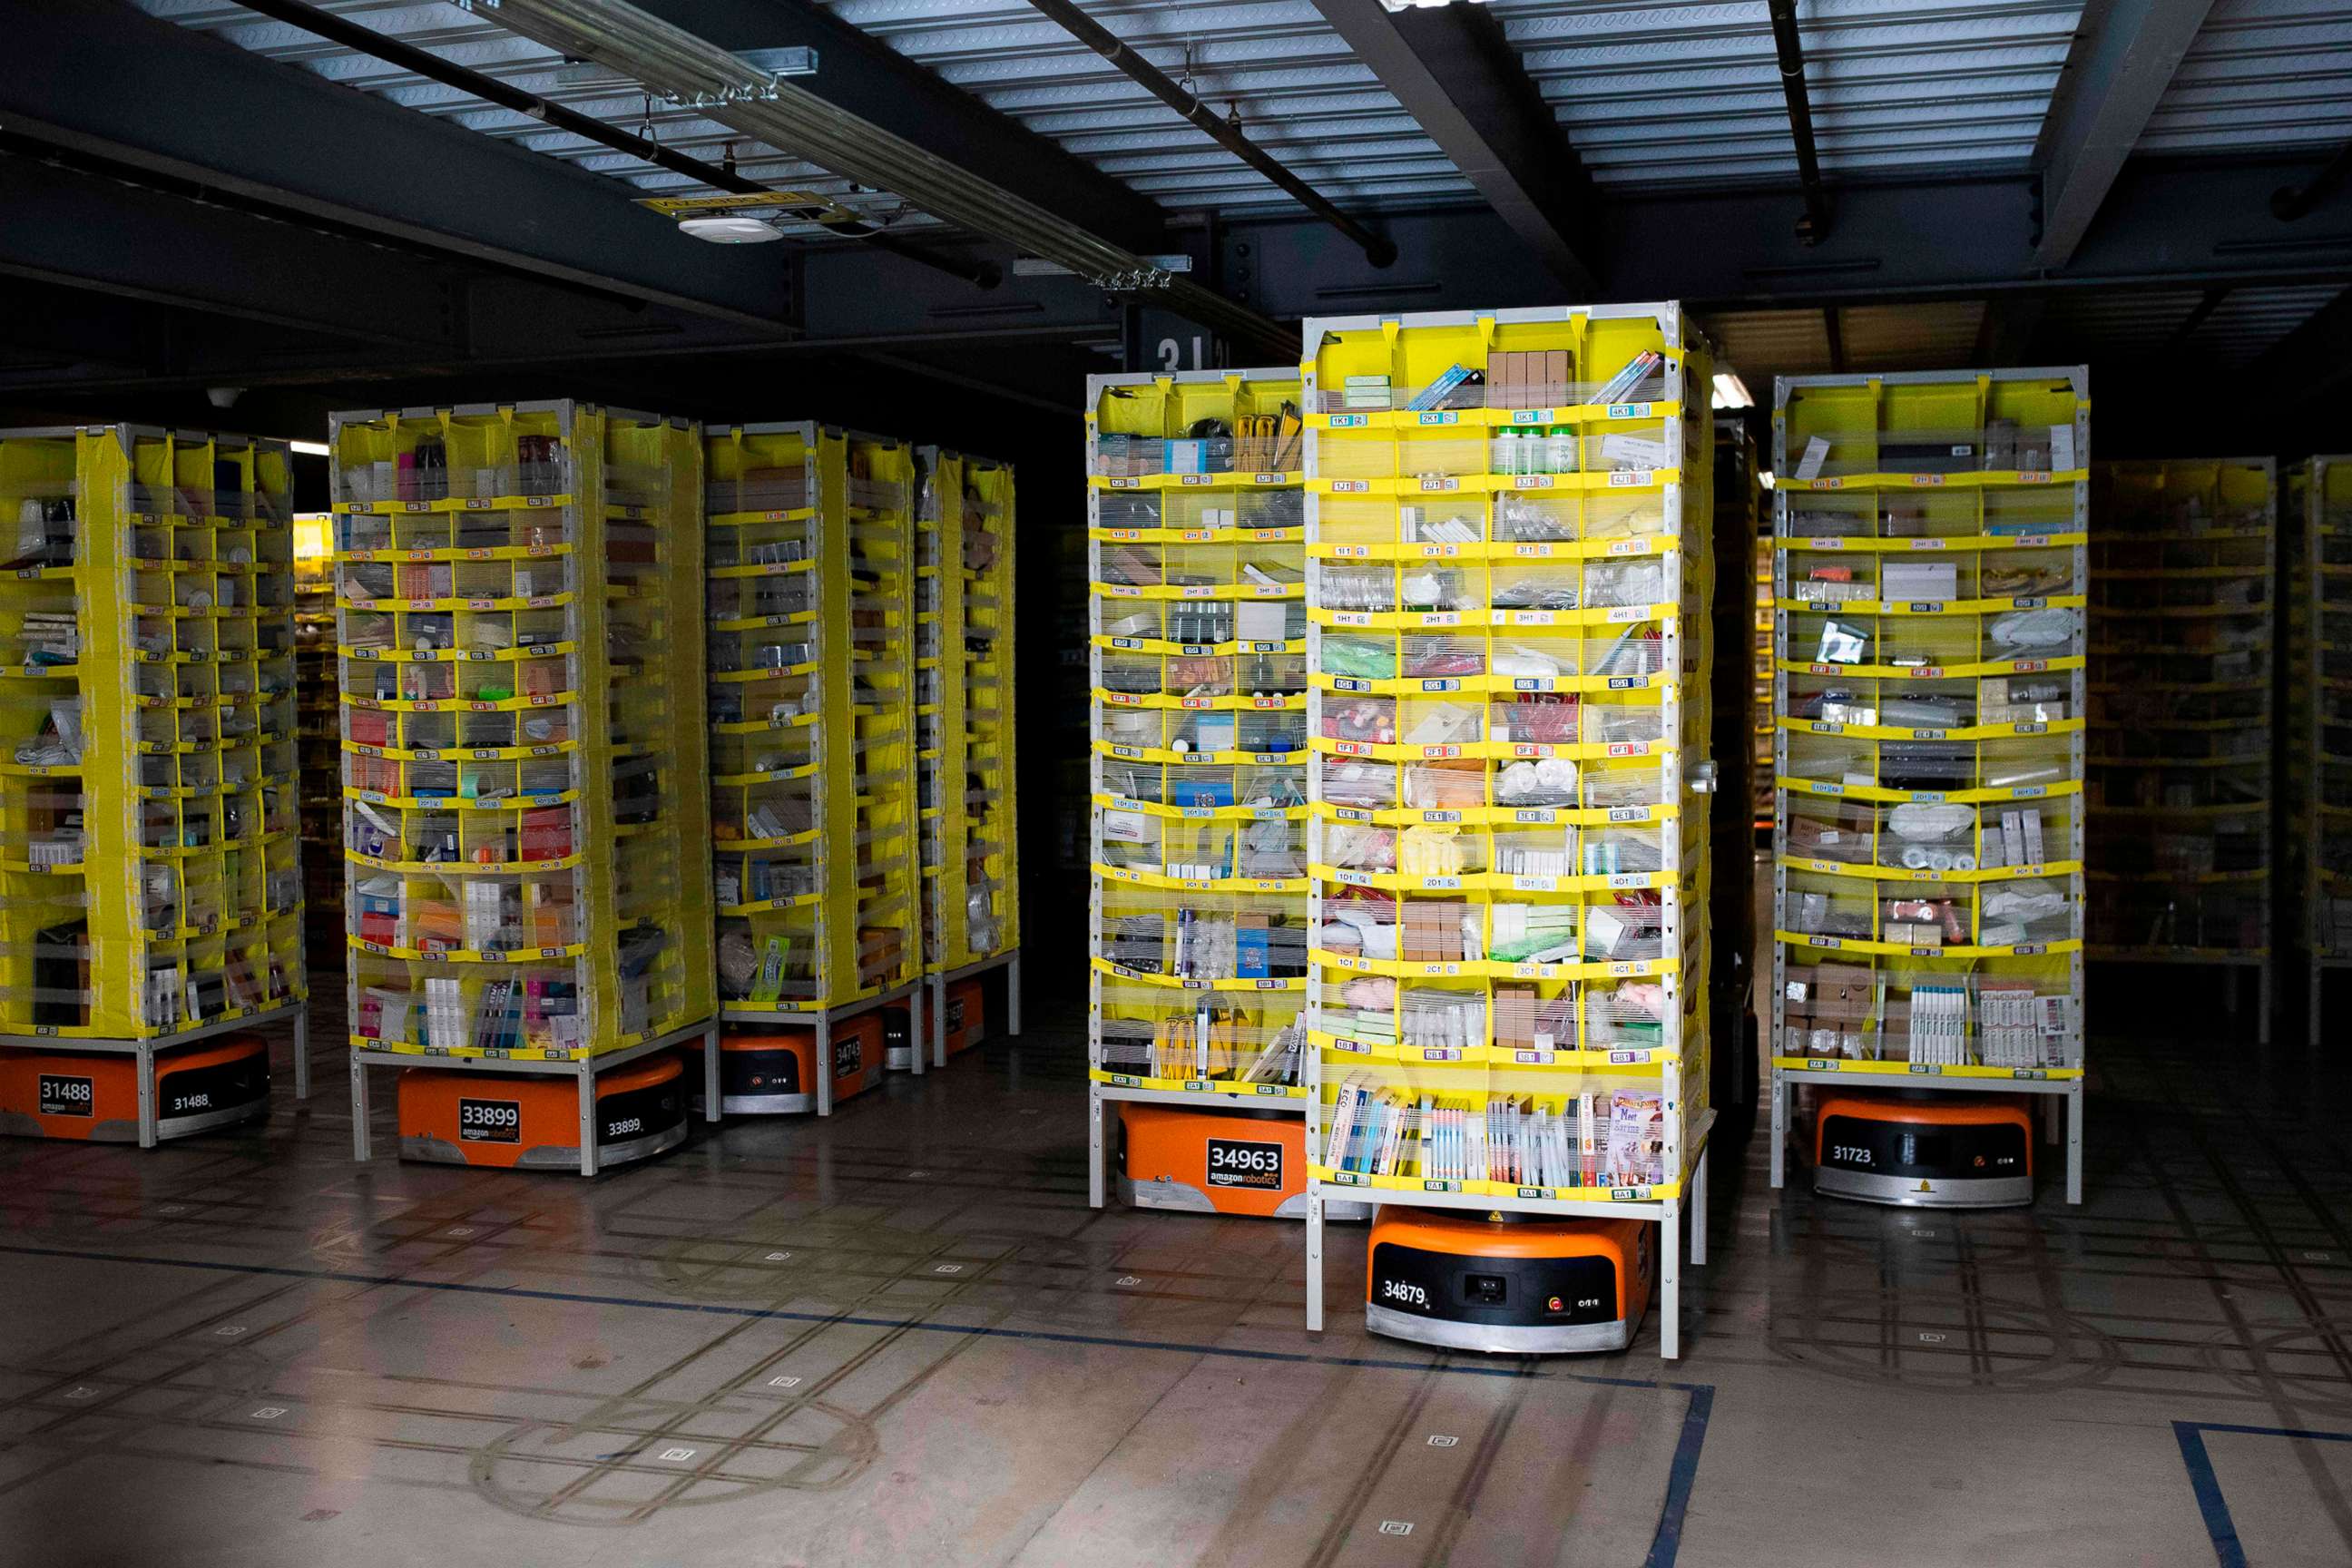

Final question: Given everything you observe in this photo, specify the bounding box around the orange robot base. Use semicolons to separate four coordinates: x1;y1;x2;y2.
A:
397;1054;687;1171
1117;1103;1369;1221
1811;1091;2034;1208
1365;1207;1653;1354
696;1014;885;1115
0;1034;270;1142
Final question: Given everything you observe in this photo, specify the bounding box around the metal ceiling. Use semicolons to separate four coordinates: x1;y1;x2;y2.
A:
142;0;2346;226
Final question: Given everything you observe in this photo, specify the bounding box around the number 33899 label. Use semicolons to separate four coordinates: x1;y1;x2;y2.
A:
458;1098;521;1142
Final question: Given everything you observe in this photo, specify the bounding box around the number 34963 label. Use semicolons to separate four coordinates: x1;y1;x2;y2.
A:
1205;1137;1283;1191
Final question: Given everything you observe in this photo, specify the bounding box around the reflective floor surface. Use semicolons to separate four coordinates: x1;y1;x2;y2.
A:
1;1000;2346;1567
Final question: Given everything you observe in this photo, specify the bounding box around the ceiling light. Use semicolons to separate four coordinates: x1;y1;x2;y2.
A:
1377;0;1493;9
678;214;786;243
289;439;330;457
1711;371;1753;410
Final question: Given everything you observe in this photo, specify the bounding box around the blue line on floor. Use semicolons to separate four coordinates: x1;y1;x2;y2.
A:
2172;1419;2352;1568
1;1239;1712;1557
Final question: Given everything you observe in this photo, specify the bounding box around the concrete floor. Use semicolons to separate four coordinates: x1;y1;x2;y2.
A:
1;1004;2347;1567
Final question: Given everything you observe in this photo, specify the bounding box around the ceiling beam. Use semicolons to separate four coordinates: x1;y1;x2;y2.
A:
626;0;1171;255
2033;0;2218;268
1305;0;1598;294
1765;0;1832;243
2243;285;2352;397
0;0;799;330
0;151;459;349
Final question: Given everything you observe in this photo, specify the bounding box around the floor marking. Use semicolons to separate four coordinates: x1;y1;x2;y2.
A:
0;1242;1715;1563
2172;1418;2352;1568
1427;1434;1458;1447
1377;1520;1413;1536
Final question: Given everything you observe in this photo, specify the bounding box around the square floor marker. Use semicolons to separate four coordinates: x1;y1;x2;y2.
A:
446;1226;476;1238
933;1263;965;1275
1428;1435;1458;1448
660;1447;695;1462
64;1387;95;1400
160;1205;186;1216
1918;1331;1946;1344
251;1406;286;1420
1379;1522;1414;1537
769;1376;801;1389
766;1251;791;1261
214;1325;247;1338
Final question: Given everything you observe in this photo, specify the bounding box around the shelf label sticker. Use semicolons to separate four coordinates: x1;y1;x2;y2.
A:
1254;472;1287;485
1331;480;1370;494
1609;469;1652;487
1328;415;1369;428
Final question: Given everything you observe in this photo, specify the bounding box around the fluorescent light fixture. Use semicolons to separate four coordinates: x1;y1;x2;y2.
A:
289;439;329;457
679;214;786;243
1377;0;1491;9
554;46;817;94
1711;372;1753;410
1015;254;1192;278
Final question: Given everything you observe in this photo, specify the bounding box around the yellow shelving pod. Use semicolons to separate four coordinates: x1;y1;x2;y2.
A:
295;513;342;967
1768;368;2089;1204
2288;456;2350;1044
334;402;719;1172
2086;457;2273;1035
913;447;1021;1069
704;424;924;1112
1084;368;1313;1210
0;425;309;1142
1298;304;1717;1357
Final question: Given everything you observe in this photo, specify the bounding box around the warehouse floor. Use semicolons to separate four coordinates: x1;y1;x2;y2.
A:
0;1005;2345;1568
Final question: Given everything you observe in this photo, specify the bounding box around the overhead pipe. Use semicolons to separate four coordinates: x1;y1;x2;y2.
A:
1765;0;1832;244
1020;0;1396;268
235;0;1000;288
469;0;1295;359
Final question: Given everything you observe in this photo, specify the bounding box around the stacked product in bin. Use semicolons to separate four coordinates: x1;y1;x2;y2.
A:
912;448;1020;1069
1298;305;1716;1357
2087;459;2274;1034
1084;369;1319;1216
2291;457;2352;1041
335;403;716;1172
0;425;307;1144
1767;369;2089;1205
704;424;924;1113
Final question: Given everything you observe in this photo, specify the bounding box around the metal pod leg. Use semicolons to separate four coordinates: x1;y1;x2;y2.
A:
1087;1089;1105;1209
293;1008;310;1102
2065;1084;2084;1206
931;974;946;1067
1661;1200;1681;1359
1006;954;1023;1035
136;1044;157;1150
816;1017;833;1116
910;986;926;1081
577;1065;597;1178
1690;1149;1709;1267
1769;1067;1788;1190
702;1025;721;1123
350;1054;372;1161
1305;1191;1325;1332
2259;959;2274;1045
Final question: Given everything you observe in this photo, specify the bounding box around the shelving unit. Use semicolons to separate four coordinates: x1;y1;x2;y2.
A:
915;447;1020;1067
704;423;924;1112
332;401;718;1172
1084;368;1312;1207
1766;368;2089;1204
1297;304;1716;1357
295;513;343;965
2086;458;2274;1037
0;424;309;1143
2288;456;2351;1044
